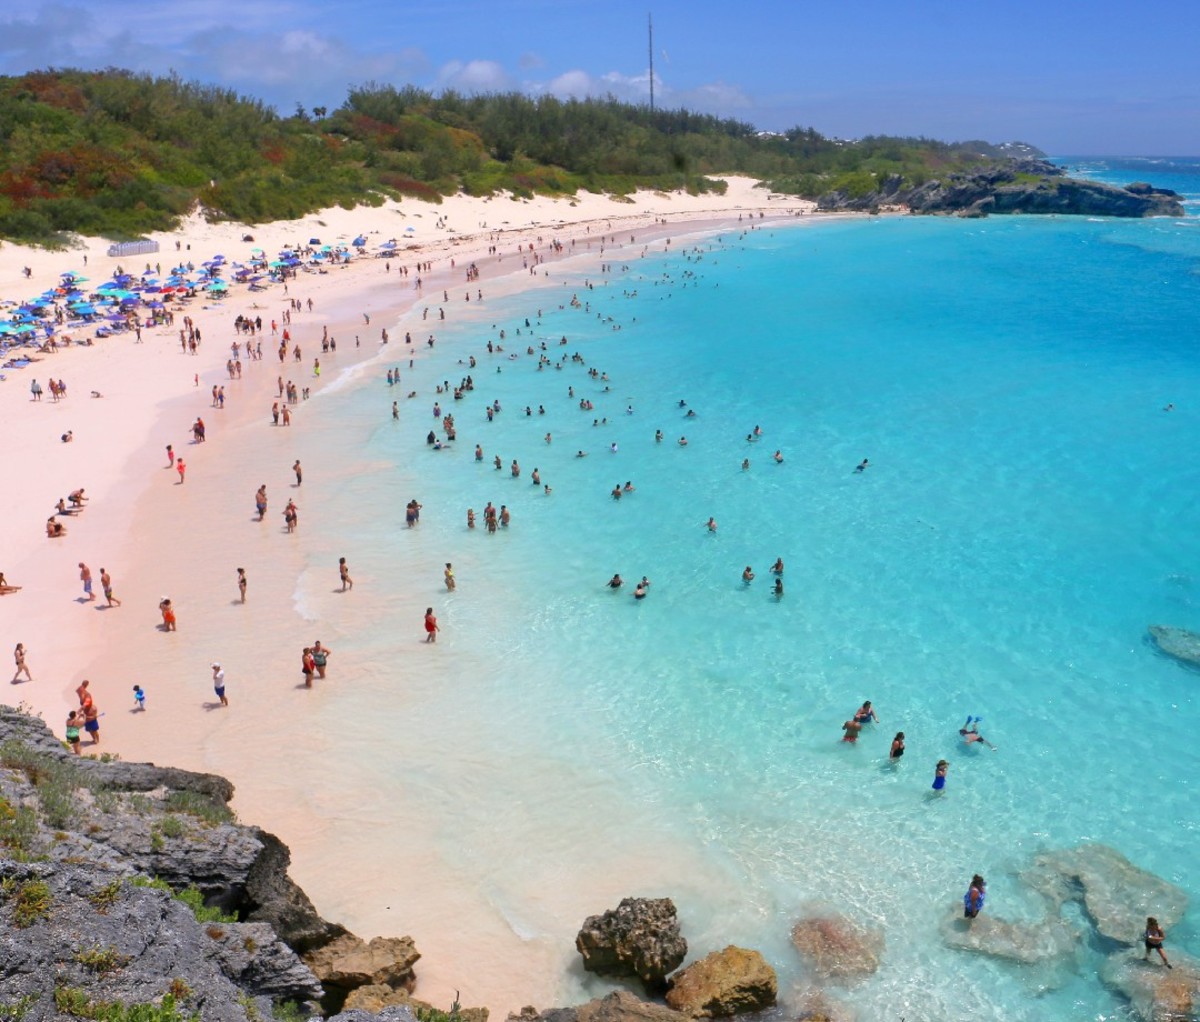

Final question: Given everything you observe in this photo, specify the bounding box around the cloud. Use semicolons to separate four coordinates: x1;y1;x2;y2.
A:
518;51;544;71
436;59;511;93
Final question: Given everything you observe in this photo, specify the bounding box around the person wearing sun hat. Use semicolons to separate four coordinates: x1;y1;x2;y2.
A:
211;662;227;707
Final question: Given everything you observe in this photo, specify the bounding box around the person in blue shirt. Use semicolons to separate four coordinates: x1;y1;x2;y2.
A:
964;875;986;918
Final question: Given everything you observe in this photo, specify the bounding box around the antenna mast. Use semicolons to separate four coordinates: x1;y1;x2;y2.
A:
648;13;655;113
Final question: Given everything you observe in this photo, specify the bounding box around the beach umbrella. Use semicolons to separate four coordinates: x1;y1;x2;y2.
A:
308;238;320;244
404;227;415;233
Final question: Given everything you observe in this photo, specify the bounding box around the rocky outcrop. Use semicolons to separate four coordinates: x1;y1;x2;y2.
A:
816;159;1184;219
304;934;420;994
576;897;688;989
665;947;777;1018
0;703;413;1019
508;991;691;1022
1022;844;1188;945
790;909;884;981
1148;625;1200;669
1100;950;1200;1022
938;907;1079;964
343;984;488;1022
329;1008;421;1022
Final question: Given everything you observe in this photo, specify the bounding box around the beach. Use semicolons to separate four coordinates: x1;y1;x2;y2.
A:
0;178;818;1012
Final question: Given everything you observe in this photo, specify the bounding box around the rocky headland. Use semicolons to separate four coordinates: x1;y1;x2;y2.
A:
816;159;1185;218
2;704;1196;1022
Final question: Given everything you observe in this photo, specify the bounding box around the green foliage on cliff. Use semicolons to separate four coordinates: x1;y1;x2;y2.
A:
0;68;1040;244
53;988;197;1022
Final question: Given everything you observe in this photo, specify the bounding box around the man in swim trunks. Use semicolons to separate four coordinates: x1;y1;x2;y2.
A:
841;719;862;743
79;563;94;601
211;662;228;707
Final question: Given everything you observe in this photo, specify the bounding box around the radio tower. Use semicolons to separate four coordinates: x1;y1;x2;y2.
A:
648;13;655;113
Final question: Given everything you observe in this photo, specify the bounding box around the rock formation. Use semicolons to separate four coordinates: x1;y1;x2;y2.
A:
1022;844;1188;944
664;946;777;1018
576;897;688;989
305;934;420;999
790;908;884;980
1100;950;1200;1022
938;907;1079;964
0;703;417;1020
817;159;1184;219
1148;625;1200;669
507;990;689;1022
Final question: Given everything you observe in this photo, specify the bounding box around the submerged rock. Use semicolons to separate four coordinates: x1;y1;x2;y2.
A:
790;909;884;980
1149;626;1200;669
1022;844;1188;945
939;907;1079;964
576;897;688;988
1100;949;1200;1021
665;946;777;1017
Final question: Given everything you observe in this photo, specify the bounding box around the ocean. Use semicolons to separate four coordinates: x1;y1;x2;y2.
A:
292;160;1200;1020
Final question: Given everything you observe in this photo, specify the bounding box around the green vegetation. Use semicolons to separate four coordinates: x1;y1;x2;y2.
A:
5;878;52;928
53;989;197;1022
0;739;84;828
74;944;131;975
270;1001;305;1022
0;795;39;859
87;879;122;913
163;790;234;826
0;994;39;1022
0;68;1043;244
131;876;237;924
415;991;463;1022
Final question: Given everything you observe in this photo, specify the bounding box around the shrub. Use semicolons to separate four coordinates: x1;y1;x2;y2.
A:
163;790;233;825
74;944;130;974
53;988;197;1021
10;879;52;928
158;816;185;839
0;796;38;857
87;880;122;913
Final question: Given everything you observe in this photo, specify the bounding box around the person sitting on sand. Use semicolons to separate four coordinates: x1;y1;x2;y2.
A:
61;431;74;443
69;489;87;506
46;517;67;538
0;573;20;595
55;498;78;517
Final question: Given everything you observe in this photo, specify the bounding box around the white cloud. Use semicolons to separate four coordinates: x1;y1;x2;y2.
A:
436;59;511;93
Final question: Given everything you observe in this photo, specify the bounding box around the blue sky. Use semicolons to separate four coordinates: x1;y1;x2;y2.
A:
1;0;1197;154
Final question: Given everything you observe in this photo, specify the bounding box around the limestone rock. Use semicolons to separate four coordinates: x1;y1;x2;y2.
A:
343;985;487;1022
304;933;420;992
790;909;883;980
1100;949;1200;1021
1149;625;1200;669
508;991;688;1022
938;907;1078;964
665;946;777;1017
208;921;323;1001
1023;844;1187;945
328;1008;420;1022
576;897;687;988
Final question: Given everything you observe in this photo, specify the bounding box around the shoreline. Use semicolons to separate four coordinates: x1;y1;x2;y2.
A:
1;180;834;1012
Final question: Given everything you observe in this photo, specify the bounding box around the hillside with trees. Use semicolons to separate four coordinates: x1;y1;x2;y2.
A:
0;67;1113;246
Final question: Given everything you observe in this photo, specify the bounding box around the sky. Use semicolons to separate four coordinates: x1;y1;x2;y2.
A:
1;0;1198;155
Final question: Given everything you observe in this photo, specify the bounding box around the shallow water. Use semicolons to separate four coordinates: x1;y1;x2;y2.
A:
286;182;1200;1019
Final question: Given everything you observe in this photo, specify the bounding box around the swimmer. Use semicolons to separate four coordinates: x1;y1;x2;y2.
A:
678;436;688;446
841;718;862;743
773;449;783;463
889;732;905;759
633;581;648;599
607;573;624;589
610;442;618;453
623;481;634;492
773;578;784;598
742;458;750;470
855;458;869;472
742;565;755;582
771;558;784;575
467;508;476;529
685;409;696;418
611;484;623;500
959;716;996;749
706;517;717;532
576;450;588;458
655;430;663;442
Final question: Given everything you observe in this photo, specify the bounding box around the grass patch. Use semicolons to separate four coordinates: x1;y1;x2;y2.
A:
0;994;39;1021
163;790;233;826
7;879;52;928
53;988;197;1021
158;816;185;839
0;796;39;858
271;1002;306;1022
74;944;130;974
166;981;190;1003
0;740;83;828
131;876;236;924
87;879;122;913
415;992;463;1022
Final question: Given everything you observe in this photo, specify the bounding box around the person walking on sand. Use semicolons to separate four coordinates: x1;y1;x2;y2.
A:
255;485;268;520
99;568;121;607
79;563;95;602
424;608;439;643
283;499;298;532
166;444;174;466
237;568;247;603
293;460;302;486
176;458;186;483
82;701;100;745
76;679;92;708
11;643;31;683
132;685;146;711
65;711;81;754
31;379;43;401
301;647;315;688
211;662;228;707
444;563;456;591
339;557;353;591
1144;917;1172;968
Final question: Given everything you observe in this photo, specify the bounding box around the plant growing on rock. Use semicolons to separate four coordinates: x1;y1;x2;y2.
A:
8;879;52;928
87;880;122;913
74;944;131;974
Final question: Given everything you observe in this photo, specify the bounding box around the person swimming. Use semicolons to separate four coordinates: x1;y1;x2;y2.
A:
855;458;869;472
773;578;783;598
889;732;905;759
607;573;624;589
960;716;996;749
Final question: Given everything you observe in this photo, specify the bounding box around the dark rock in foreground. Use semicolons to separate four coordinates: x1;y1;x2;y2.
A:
508;991;689;1022
576;897;688;989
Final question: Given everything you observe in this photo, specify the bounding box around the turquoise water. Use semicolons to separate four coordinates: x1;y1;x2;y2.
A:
310;184;1200;1019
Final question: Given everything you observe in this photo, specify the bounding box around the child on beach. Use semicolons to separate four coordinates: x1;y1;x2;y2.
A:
132;685;146;711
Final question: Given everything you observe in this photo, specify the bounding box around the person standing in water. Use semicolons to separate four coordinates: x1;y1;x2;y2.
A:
424;608;439;642
889;732;905;759
444;563;456;591
932;760;949;791
963;875;986;918
339;557;353;591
